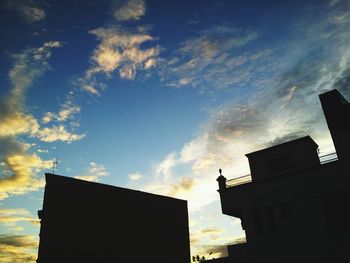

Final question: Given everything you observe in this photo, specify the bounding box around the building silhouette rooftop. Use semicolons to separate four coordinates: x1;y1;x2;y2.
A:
216;89;350;263
37;174;190;263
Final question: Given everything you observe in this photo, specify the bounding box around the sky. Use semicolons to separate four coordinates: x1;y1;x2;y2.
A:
0;0;350;261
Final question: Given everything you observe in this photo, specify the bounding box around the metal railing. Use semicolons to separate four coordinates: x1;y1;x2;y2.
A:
319;152;338;164
224;152;338;188
226;174;252;188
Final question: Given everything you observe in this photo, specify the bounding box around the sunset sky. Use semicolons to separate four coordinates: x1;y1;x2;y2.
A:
1;0;350;261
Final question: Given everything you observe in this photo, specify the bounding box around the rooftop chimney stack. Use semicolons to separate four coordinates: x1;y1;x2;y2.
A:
319;89;350;162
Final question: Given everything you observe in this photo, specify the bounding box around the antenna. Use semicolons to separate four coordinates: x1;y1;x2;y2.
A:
52;157;58;174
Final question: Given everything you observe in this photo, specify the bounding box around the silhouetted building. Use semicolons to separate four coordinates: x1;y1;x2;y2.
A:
216;89;350;263
37;174;190;263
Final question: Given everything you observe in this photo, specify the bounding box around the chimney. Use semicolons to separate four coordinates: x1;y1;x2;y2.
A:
319;89;350;162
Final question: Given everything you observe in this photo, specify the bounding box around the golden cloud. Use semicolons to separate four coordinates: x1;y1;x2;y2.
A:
169;177;195;196
0;208;39;229
42;104;80;124
82;26;159;86
0;153;51;200
0;234;38;263
0;112;40;137
0;42;84;201
37;125;85;143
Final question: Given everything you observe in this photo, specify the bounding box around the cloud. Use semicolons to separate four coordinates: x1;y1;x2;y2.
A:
37;125;85;143
190;227;224;245
190;229;245;258
0;209;30;220
128;172;143;181
1;41;62;141
74;162;109;182
113;0;145;21
181;26;258;59
159;25;265;90
41;91;85;142
4;0;46;23
79;26;160;94
7;226;24;232
81;84;100;96
0;110;84;144
136;1;350;222
0;152;52;200
42;91;81;124
0;42;84;200
6;41;61;109
155;152;178;179
201;228;223;235
198;244;228;258
191;233;246;259
1;41;83;139
0;234;38;263
169;177;195;196
0;209;39;227
0;112;40;137
89;26;159;76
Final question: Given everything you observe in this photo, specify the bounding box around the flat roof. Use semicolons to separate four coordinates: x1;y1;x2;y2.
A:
245;136;318;158
45;173;187;204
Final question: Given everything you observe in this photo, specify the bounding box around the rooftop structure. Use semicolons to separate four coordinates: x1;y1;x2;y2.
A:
216;89;350;263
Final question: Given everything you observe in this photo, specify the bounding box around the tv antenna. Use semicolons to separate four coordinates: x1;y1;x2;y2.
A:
52;157;59;174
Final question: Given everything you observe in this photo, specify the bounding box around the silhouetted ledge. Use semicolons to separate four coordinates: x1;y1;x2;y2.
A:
37;173;190;263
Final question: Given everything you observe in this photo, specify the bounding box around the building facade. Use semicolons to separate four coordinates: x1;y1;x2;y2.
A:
37;174;190;263
216;90;350;263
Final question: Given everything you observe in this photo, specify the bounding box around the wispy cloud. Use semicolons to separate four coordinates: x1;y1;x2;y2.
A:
0;209;39;228
112;0;145;21
74;162;109;182
4;0;46;23
159;25;266;90
2;41;85;144
190;228;224;245
42;91;81;124
0;42;85;200
0;234;38;263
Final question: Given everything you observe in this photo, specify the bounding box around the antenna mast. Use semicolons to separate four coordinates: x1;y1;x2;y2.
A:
52;157;58;174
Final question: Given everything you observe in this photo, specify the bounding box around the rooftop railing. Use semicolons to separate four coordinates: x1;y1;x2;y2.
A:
226;174;252;188
319;152;338;164
225;152;338;188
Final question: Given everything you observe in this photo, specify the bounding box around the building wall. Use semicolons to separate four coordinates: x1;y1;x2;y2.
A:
37;174;190;263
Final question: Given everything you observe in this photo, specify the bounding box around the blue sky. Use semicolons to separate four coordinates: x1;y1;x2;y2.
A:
1;0;350;261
